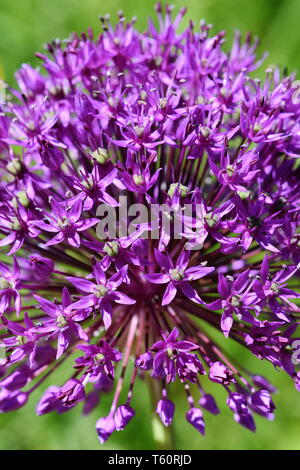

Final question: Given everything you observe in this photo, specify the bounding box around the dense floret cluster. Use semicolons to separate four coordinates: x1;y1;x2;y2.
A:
0;4;300;444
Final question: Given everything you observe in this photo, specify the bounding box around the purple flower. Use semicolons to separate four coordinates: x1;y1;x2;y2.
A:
96;415;116;444
27;255;54;279
209;361;236;385
67;263;135;329
0;3;299;446
250;389;275;419
84;226;149;270
156;398;175;427
120;154;162;194
3;313;39;366
0;365;30;391
199;394;220;415
234;411;256;432
252;375;277;393
135;351;153;370
0;204;41;254
115;404;135;431
207;271;261;337
136;328;204;384
75;339;122;381
144;249;214;305
227;392;256;432
16;64;45;98
186;408;205;435
245;256;300;321
33;287;88;358
244;321;294;367
0;389;28;412
33;196;98;247
183;113;226;161
227;392;249;415
72;165;119;210
40;142;64;170
36;386;61;415
57;378;85;409
0;257;21;315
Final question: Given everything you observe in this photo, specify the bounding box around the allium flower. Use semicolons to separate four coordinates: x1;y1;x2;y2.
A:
0;4;300;447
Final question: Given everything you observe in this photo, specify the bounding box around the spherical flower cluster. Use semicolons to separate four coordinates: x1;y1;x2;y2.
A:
0;4;300;445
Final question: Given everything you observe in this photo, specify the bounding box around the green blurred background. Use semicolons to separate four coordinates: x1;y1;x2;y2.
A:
1;0;300;450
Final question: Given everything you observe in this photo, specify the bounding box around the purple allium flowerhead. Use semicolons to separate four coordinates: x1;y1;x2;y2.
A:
0;3;300;446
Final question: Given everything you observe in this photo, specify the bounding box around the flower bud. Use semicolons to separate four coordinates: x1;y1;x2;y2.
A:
0;390;28;412
199;393;220;415
209;361;236;385
115;404;135;431
91;148;110;164
16;64;45;96
156;398;175;426
29;255;55;279
135;351;153;370
186;407;205;435
168;183;189;198
250;389;275;418
58;379;85;409
96;415;116;443
0;366;30;391
40;144;64;170
36;386;60;415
